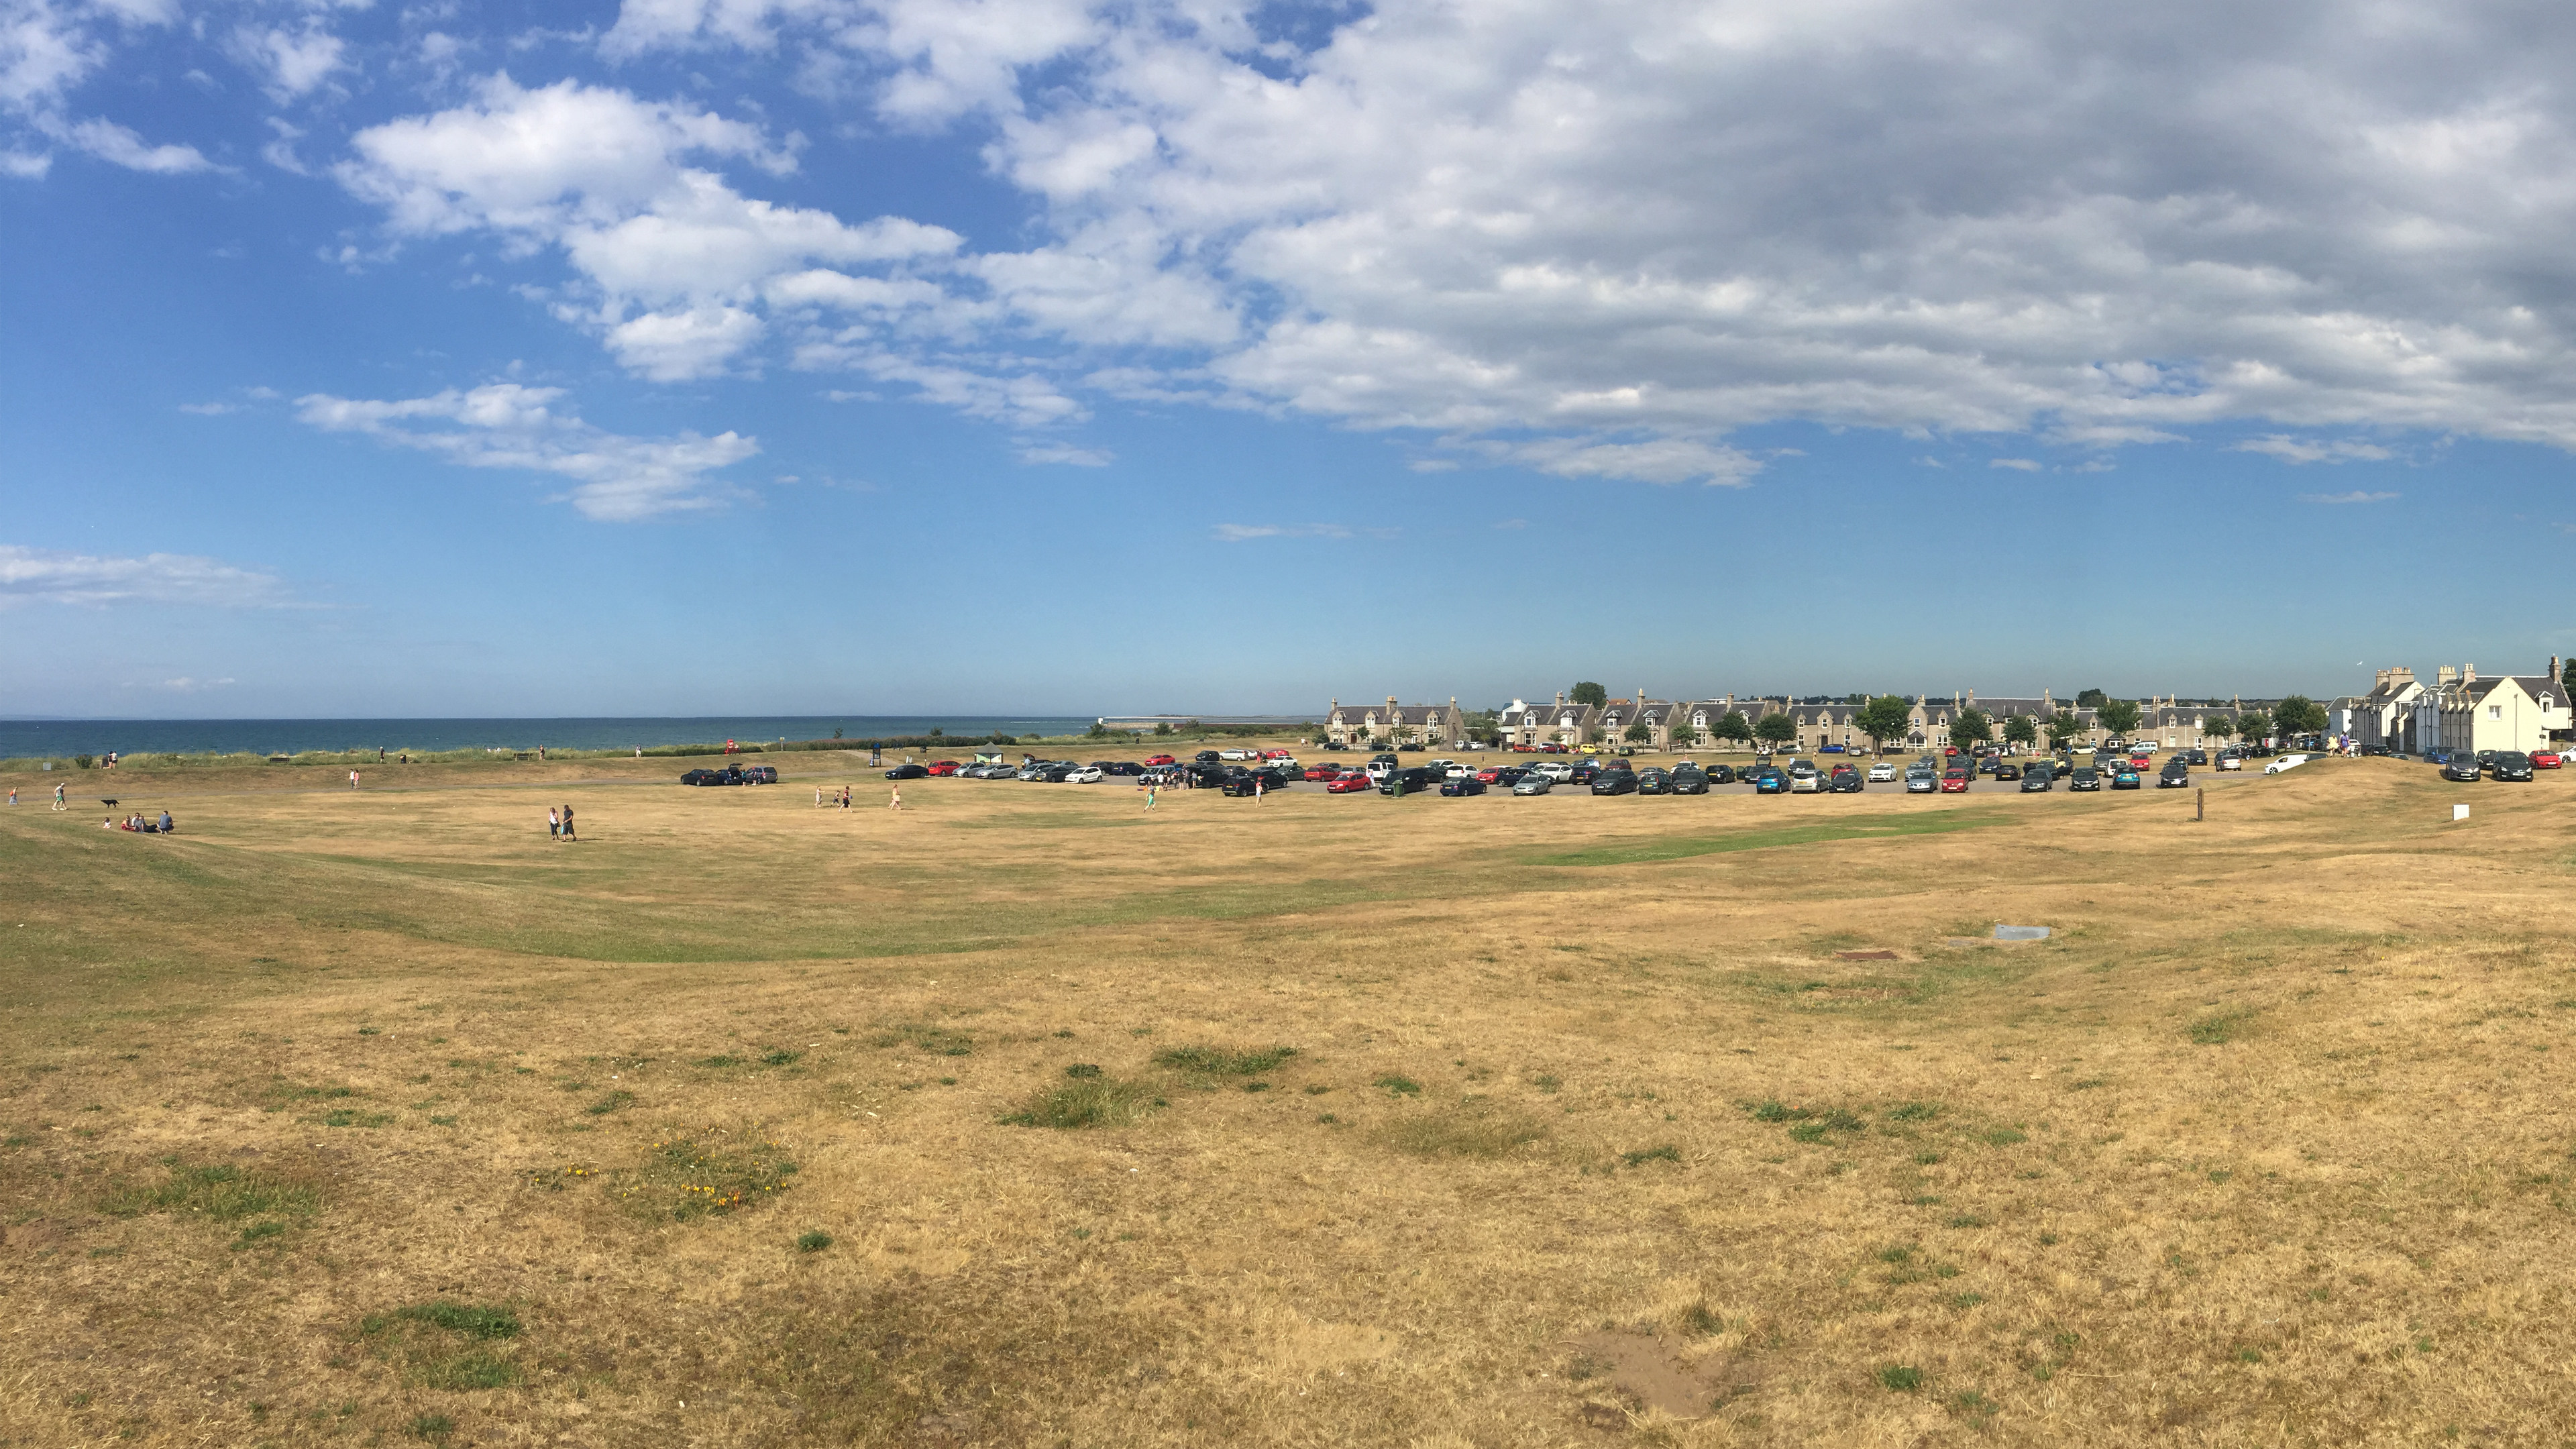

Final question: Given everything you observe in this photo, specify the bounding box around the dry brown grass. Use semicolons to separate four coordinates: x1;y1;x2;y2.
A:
3;749;2574;1445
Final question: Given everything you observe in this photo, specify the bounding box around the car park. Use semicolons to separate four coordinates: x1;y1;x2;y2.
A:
1326;773;1373;793
1635;767;1671;794
1364;753;1400;783
926;759;959;776
1705;763;1737;784
1669;764;1709;794
1992;761;2021;781
1531;760;1575;782
1788;760;1823;792
1591;769;1640;795
2157;761;2190;788
2112;765;2141;790
1829;765;1864;793
1752;766;1789;794
1438;775;1487;796
2532;750;2563;769
2489;751;2536;782
1939;767;1970;794
1442;762;1477;780
2021;765;2054;792
2069;767;2102;792
1511;773;1554;795
1304;763;1344;781
884;763;929;780
1904;767;1938;793
1065;765;1106;784
1381;765;1440;796
1868;762;1896;782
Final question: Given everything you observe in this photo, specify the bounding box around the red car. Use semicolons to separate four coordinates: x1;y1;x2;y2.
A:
1303;763;1344;782
2533;751;2563;769
1475;767;1505;783
1939;768;1971;794
926;759;959;776
1144;753;1175;767
1326;773;1374;793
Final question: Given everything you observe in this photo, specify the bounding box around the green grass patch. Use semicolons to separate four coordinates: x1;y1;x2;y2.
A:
614;1134;798;1220
1000;1075;1162;1129
106;1163;319;1222
360;1301;524;1393
1152;1044;1297;1075
1878;1364;1924;1392
796;1230;833;1253
1533;811;2008;867
1620;1144;1682;1167
1379;1103;1549;1159
2190;1007;2260;1044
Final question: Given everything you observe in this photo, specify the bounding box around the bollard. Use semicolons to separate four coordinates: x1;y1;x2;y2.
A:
2195;786;2203;822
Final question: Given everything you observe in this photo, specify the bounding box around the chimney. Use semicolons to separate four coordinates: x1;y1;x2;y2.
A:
2436;666;2454;686
2463;663;2476;684
1555;690;1565;708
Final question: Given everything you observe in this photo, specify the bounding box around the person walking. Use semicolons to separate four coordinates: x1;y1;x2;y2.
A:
560;804;576;841
815;786;824;808
350;769;360;789
53;783;66;811
888;784;906;811
839;785;851;809
549;806;561;840
7;787;15;806
1254;775;1265;804
1144;779;1158;812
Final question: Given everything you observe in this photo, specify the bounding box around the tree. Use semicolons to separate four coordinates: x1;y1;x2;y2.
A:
1951;708;1993;751
2096;699;2143;739
2565;657;2576;698
1623;720;1653;745
1153;721;1172;737
1462;708;1501;745
1753;712;1796;748
2202;714;2236;743
1087;720;1110;738
1714;712;1753;747
2045;709;2082;749
2237;708;2272;745
2275;694;2327;738
1582;724;1605;744
1570;682;1608;708
1667;723;1700;751
2002;713;2037;748
1854;695;1914;753
2076;688;2109;709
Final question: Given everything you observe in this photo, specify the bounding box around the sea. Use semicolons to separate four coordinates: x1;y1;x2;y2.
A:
0;717;1102;759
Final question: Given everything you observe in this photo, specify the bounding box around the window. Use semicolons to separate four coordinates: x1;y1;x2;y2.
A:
2489;705;2502;719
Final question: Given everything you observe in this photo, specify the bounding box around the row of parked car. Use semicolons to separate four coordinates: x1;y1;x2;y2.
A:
2436;749;2556;782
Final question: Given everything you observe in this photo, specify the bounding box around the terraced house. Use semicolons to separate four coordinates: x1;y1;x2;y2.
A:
2406;663;2569;755
1496;694;1599;747
1595;690;1688;750
1322;696;1467;749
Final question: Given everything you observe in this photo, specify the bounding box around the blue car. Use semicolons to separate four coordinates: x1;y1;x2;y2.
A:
2111;767;2141;790
1752;767;1789;794
1438;775;1487;796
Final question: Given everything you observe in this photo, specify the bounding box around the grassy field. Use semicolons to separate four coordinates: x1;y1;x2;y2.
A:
2;749;2571;1447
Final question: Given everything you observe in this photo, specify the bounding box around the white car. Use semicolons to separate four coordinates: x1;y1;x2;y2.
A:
1220;748;1254;760
2263;754;2310;775
1788;762;1823;793
1444;763;1476;780
1867;762;1896;782
1532;760;1576;782
1064;765;1105;784
2216;753;2245;771
1426;759;1458;774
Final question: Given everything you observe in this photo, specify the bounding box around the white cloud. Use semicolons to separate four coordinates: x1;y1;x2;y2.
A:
54;115;211;172
2298;490;2400;504
178;400;233;415
294;382;761;520
2234;435;2396;465
1989;458;2043;472
1212;522;1385;542
0;544;287;606
231;21;346;101
159;676;236;692
3;0;196;175
1016;441;1110;466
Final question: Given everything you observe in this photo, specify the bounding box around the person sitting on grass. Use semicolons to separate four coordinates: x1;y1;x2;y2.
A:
158;810;173;833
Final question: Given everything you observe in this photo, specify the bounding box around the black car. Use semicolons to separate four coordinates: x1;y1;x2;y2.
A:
1568;761;1604;785
2442;756;2483;782
1590;769;1639;795
885;763;929;780
1977;755;2000;775
2157;763;2190;788
2489;752;2535;782
2185;749;2209;765
1381;765;1440;796
2020;765;2054;792
680;767;720;786
1195;750;1223;763
1218;769;1291;796
1829;765;1864;794
1668;765;1709;795
1635;767;1672;795
1438;775;1487;796
2069;767;2102;792
1992;761;2021;781
1706;763;1737;785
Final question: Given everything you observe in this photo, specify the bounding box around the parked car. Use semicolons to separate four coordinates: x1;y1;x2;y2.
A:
1532;761;1575;782
1706;763;1738;785
1220;748;1254;760
1438;775;1488;796
2532;750;2563;769
2263;755;2311;775
2489;751;2536;782
1867;761;1897;782
1829;765;1864;793
1976;755;2000;775
884;763;929;780
1591;769;1640;795
1568;761;1604;785
1065;765;1106;784
1326;773;1375;793
1788;760;1823;793
2112;766;2141;790
1939;767;1971;794
1668;764;1709;794
1442;762;1477;780
1143;753;1175;767
1195;751;1223;763
1511;773;1554;795
1904;767;1937;793
2069;767;2102;792
2185;749;2209;765
1381;766;1440;796
1752;766;1789;794
926;759;960;776
2215;753;2244;771
1635;767;1672;795
1992;761;2021;781
2020;766;2054;792
2157;761;2190;788
1104;761;1146;776
1365;753;1401;784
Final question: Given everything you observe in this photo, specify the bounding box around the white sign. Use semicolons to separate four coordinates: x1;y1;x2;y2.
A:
2453;804;2470;821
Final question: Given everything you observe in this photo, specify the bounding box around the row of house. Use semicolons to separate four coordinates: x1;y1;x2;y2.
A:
1326;689;2286;754
2334;660;2569;755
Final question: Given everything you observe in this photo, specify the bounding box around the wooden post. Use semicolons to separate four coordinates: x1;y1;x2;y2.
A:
2196;786;2204;822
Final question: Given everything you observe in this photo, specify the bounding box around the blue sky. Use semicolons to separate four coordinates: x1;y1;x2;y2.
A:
5;0;2573;718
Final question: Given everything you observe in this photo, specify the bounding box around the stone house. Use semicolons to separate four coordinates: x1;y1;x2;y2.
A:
1324;696;1468;749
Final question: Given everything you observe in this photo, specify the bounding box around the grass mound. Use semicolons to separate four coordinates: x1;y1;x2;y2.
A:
1152;1044;1297;1075
1002;1073;1163;1129
614;1132;798;1220
106;1162;319;1222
